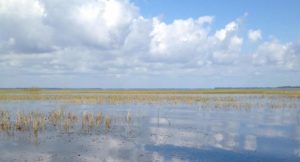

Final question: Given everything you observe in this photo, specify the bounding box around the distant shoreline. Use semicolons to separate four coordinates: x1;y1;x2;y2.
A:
0;86;300;90
0;88;300;95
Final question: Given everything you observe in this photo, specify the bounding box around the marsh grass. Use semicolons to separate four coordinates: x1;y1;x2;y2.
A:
88;113;95;130
32;111;46;133
105;115;111;130
0;110;11;131
0;94;298;109
96;112;103;126
127;111;131;123
15;111;31;131
0;109;131;143
24;87;42;94
63;118;70;132
48;108;64;126
82;112;96;132
67;111;78;122
0;89;299;137
64;111;78;132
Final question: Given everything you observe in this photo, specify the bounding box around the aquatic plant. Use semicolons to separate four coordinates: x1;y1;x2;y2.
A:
127;111;131;123
32;112;40;134
95;112;103;126
48;108;64;126
0;110;11;131
30;111;46;134
67;111;78;123
88;113;95;129
82;112;88;130
105;115;111;130
63;118;70;132
15;111;30;131
0;89;299;107
82;112;95;131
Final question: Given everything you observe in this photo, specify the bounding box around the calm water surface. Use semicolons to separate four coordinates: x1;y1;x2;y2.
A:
0;96;300;162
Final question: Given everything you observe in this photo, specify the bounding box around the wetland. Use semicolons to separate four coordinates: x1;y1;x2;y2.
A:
0;89;300;162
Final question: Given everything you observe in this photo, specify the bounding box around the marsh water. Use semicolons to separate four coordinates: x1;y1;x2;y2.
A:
0;94;300;162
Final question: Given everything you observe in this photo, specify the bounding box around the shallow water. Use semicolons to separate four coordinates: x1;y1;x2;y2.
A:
0;95;300;162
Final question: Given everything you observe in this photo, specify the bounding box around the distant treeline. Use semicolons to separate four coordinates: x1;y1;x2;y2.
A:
0;86;300;90
215;86;300;89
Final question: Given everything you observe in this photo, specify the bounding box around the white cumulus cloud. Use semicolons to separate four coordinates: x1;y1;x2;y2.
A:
0;0;299;87
248;29;262;42
252;40;298;70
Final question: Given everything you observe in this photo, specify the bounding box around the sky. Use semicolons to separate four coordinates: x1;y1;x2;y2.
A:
0;0;300;88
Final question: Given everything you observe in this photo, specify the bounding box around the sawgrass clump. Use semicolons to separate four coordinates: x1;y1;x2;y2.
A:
48;108;64;126
105;115;111;130
31;111;46;134
82;112;95;132
0;110;11;131
0;109;134;135
95;112;103;126
15;111;31;131
63;111;78;133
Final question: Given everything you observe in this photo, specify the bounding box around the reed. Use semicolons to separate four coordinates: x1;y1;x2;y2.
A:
63;118;70;132
95;112;103;126
15;111;30;131
31;111;46;134
82;112;87;130
32;112;40;134
0;109;137;136
127;111;131;123
88;113;95;129
105;115;111;130
48;108;64;126
0;110;11;131
82;112;95;131
0;93;298;108
64;111;77;132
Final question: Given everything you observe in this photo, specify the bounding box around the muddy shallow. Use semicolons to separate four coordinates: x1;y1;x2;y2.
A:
0;95;300;162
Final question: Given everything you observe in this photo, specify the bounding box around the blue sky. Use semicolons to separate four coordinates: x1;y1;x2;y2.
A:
133;0;300;41
0;0;299;88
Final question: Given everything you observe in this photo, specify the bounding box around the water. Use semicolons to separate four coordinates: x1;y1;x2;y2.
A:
0;95;300;162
